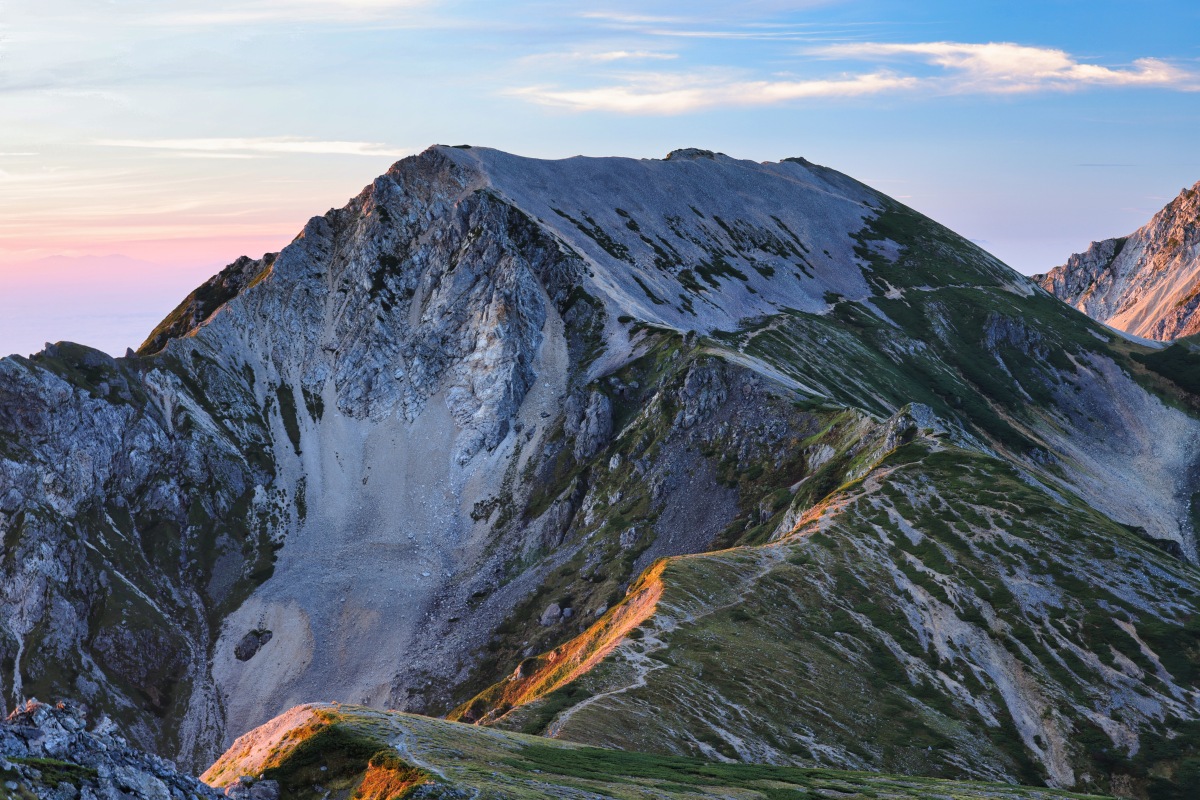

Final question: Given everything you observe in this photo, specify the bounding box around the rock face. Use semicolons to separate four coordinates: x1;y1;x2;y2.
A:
4;146;1200;797
0;700;221;800
1035;181;1200;340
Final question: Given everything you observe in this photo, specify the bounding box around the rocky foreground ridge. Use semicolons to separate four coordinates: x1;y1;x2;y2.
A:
1035;181;1200;340
0;700;220;800
4;146;1200;798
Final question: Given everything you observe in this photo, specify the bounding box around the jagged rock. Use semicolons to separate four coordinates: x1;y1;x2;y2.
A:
248;780;278;800
566;391;613;460
223;775;253;799
618;527;642;551
677;362;727;429
0;701;220;800
223;776;277;800
1036;180;1200;340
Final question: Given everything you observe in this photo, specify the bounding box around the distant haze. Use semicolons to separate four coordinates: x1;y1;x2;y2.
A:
0;255;236;358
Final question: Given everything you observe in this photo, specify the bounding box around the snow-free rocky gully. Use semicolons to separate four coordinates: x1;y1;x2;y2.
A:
4;145;1200;799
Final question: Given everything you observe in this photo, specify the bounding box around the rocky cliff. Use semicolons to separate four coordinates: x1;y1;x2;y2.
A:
1035;181;1200;340
3;146;1200;798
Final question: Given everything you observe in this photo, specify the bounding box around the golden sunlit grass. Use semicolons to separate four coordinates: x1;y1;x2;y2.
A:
449;558;667;724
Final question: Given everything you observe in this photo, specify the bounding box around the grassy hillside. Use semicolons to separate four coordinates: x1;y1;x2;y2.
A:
457;439;1200;798
203;704;1111;800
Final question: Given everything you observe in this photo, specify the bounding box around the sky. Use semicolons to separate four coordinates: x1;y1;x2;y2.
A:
2;1;1198;357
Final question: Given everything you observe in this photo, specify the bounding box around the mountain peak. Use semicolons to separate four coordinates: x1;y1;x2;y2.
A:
663;147;723;161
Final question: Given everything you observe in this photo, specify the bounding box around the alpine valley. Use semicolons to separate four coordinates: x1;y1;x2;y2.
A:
4;145;1200;800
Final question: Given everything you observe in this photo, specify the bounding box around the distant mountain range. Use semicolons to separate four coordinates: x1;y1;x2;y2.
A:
1036;181;1200;341
4;145;1200;799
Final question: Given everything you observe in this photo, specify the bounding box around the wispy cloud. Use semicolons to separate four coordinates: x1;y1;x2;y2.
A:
96;137;411;157
510;71;919;114
577;12;693;25
511;41;1200;114
641;27;873;41
146;0;434;26
813;42;1198;93
578;10;891;41
520;50;679;66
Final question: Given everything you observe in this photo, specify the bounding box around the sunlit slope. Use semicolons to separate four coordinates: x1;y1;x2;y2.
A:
1036;182;1200;341
204;703;1112;800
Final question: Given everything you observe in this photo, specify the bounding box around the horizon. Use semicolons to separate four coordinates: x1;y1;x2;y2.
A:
3;0;1198;356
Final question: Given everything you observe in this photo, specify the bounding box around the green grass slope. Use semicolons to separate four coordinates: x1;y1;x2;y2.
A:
203;703;1111;800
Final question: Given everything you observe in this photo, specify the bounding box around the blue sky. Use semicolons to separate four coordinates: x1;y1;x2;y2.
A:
2;0;1198;355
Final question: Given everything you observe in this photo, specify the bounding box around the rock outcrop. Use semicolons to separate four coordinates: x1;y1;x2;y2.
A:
1035;181;1200;340
0;700;221;800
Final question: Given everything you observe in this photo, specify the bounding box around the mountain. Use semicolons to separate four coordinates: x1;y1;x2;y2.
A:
3;145;1200;798
1034;182;1200;340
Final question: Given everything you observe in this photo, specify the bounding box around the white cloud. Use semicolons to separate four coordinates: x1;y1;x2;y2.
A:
510;71;919;114
146;0;434;26
576;12;693;25
520;50;679;66
96;138;411;157
573;50;679;62
510;41;1199;114
813;42;1198;93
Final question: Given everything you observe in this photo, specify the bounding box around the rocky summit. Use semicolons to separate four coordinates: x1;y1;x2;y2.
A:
4;145;1200;799
1035;181;1200;341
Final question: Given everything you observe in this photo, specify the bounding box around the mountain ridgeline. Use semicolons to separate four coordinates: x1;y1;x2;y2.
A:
3;146;1200;799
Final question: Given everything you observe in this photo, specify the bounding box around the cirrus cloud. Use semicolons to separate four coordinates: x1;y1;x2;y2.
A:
812;41;1197;93
510;70;919;114
510;41;1200;114
145;0;435;26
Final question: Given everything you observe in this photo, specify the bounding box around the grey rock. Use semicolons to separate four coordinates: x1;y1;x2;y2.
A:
4;144;1200;787
1037;180;1200;340
0;701;222;800
232;631;272;662
571;391;613;460
247;780;278;800
539;604;562;626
